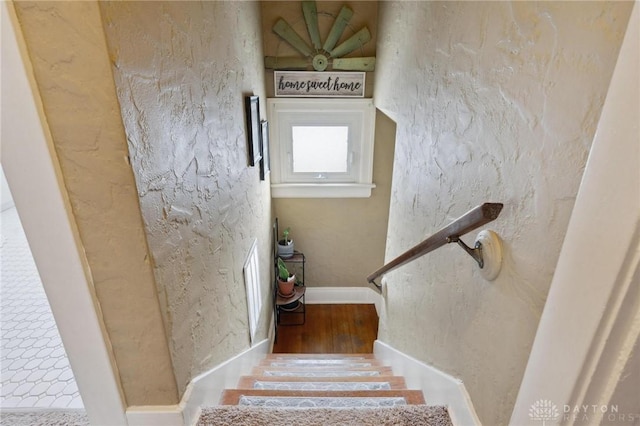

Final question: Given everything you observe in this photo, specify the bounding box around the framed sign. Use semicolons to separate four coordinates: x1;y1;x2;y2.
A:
244;95;261;167
259;120;270;180
274;71;365;98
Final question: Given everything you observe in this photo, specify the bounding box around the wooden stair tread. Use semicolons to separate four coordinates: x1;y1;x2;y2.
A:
219;389;426;405
237;375;407;389
258;359;385;367
251;365;394;376
265;353;375;360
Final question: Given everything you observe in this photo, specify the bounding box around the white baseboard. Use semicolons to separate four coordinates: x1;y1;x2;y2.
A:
305;286;382;315
374;340;481;426
181;338;270;425
125;338;271;426
126;406;183;426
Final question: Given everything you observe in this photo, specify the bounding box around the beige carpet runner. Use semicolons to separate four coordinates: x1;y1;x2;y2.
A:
198;405;452;425
198;353;453;425
0;409;89;426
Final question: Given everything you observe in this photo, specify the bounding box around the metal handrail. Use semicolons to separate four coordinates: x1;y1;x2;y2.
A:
367;202;504;292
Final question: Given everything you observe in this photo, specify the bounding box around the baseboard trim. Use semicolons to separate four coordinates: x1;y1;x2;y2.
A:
374;340;481;426
125;338;271;426
182;338;270;425
126;405;182;426
305;286;382;315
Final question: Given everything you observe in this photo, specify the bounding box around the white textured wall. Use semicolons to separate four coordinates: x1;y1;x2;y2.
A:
13;1;178;406
373;2;632;425
100;1;272;396
609;338;640;421
512;6;640;422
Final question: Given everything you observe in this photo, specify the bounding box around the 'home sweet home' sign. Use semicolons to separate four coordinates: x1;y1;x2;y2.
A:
274;71;365;97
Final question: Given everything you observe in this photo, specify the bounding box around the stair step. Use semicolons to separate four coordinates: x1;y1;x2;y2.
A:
239;396;407;408
219;389;426;406
205;352;453;425
251;381;392;391
251;365;393;377
198;405;453;426
238;375;407;390
265;353;375;360
259;359;383;368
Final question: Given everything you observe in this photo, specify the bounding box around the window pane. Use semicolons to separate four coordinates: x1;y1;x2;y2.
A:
291;126;349;173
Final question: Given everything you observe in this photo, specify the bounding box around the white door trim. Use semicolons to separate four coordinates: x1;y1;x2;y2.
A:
510;5;639;425
1;3;127;424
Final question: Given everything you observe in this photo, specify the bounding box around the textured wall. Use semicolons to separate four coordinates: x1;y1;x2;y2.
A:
99;1;272;396
609;337;640;421
373;2;632;425
12;1;178;405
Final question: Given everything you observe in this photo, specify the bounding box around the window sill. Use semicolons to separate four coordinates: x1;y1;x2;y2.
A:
271;183;376;198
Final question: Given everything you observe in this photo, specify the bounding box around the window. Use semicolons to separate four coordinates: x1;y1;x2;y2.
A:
292;126;349;173
267;98;376;198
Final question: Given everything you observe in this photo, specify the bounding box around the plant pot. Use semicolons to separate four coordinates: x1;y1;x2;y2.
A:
277;240;294;258
277;275;296;298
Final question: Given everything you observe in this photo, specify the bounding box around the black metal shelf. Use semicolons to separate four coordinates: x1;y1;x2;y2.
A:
273;219;306;342
275;251;306;332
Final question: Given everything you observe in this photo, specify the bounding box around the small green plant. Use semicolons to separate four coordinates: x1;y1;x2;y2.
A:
277;257;291;281
280;227;291;245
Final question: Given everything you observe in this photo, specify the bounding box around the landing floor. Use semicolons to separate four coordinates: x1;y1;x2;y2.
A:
273;304;379;354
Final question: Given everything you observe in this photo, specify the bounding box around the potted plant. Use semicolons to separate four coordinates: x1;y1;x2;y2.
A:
277;257;296;297
277;227;294;258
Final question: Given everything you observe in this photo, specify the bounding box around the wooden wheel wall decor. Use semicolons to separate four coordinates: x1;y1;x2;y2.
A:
264;1;376;72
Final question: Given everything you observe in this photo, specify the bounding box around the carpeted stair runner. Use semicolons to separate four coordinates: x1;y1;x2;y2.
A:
0;409;89;426
198;405;453;425
198;353;453;425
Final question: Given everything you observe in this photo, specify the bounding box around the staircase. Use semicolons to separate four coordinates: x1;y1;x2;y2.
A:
197;353;453;425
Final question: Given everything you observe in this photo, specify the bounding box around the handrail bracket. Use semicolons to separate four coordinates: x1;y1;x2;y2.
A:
447;235;484;268
368;278;383;294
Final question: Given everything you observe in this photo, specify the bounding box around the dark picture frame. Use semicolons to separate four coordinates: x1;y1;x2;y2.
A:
259;120;270;180
245;95;261;167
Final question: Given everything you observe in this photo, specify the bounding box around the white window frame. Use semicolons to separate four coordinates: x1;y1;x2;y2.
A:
267;98;376;198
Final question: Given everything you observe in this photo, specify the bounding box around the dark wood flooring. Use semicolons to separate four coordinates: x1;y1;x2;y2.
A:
273;304;379;354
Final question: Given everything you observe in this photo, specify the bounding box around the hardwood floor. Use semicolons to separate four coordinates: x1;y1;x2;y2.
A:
273;304;379;354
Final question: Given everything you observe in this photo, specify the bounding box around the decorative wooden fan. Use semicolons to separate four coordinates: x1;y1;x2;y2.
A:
264;1;375;72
